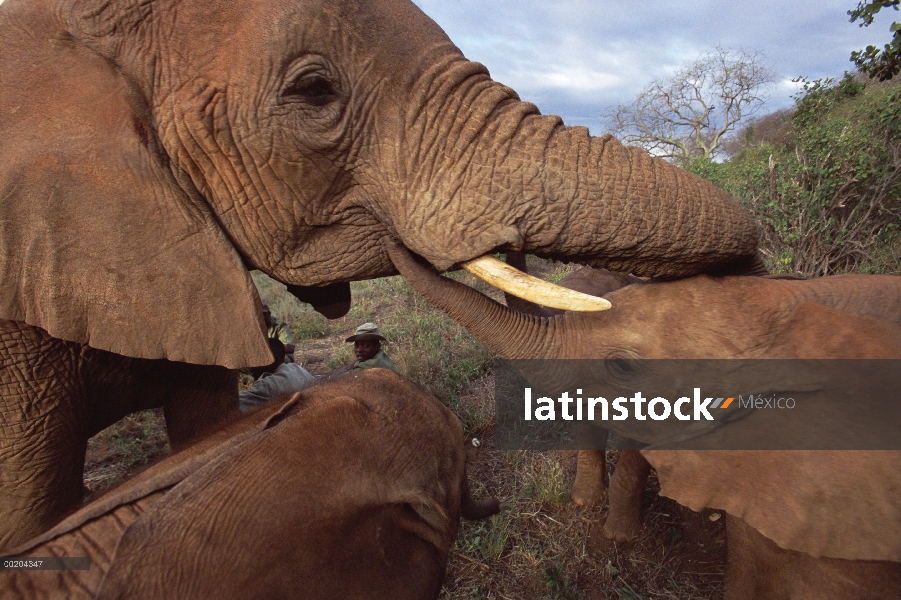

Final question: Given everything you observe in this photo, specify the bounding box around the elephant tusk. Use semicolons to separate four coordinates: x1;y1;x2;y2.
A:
461;255;612;312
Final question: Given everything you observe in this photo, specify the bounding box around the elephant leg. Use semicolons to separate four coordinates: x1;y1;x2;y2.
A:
571;426;608;506
0;321;87;551
724;513;791;600
571;451;606;506
725;514;901;600
82;352;239;452
602;449;650;542
159;363;238;450
0;321;239;551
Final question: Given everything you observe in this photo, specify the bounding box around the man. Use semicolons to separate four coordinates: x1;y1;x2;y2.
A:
341;323;398;374
262;304;296;360
239;338;316;412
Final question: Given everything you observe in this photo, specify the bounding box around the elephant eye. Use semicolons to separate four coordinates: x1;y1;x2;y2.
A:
282;74;339;106
607;357;636;377
609;359;630;373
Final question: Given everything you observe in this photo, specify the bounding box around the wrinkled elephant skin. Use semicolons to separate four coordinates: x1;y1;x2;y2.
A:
0;320;238;549
387;245;901;598
0;0;762;547
1;370;499;600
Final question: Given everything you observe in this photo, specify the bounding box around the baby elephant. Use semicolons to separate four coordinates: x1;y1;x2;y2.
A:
1;369;499;600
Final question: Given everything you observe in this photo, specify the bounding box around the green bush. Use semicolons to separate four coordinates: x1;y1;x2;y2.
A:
688;73;901;275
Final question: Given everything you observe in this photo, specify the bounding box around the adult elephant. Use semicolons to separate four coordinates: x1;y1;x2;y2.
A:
387;242;901;599
2;370;500;599
0;0;761;548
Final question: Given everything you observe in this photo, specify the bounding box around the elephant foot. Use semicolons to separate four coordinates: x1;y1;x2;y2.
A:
571;477;606;507
602;450;650;543
602;505;643;543
571;450;606;506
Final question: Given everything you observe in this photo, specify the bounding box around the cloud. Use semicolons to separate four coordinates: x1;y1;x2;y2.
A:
415;0;897;134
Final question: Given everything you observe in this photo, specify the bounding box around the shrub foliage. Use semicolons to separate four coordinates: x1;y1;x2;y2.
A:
688;74;901;275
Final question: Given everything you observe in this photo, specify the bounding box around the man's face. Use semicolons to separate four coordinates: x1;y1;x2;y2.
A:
354;340;380;362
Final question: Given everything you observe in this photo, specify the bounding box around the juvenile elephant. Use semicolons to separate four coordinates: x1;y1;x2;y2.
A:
387;242;901;599
0;0;762;548
1;369;499;600
501;253;647;525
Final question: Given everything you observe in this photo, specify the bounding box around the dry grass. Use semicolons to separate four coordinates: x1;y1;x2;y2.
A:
447;434;726;600
83;257;727;598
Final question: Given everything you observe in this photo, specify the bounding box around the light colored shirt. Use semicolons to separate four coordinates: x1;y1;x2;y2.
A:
353;350;398;373
239;363;316;412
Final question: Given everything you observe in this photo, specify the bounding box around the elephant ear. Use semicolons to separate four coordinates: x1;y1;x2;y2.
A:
0;8;271;367
643;450;901;562
643;305;901;562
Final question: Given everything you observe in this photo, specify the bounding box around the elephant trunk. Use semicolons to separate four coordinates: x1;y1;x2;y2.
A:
497;123;762;278
398;57;761;279
384;240;561;359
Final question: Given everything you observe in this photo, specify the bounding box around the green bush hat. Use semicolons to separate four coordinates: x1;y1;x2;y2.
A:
345;322;387;343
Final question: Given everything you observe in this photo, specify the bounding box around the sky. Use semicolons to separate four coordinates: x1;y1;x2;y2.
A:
414;0;899;135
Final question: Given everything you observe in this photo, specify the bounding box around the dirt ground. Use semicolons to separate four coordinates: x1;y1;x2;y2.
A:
440;380;727;600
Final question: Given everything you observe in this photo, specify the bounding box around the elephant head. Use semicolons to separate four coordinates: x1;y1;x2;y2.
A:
0;0;762;369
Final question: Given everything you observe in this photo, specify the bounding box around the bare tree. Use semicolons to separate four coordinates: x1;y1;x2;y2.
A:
604;47;776;163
